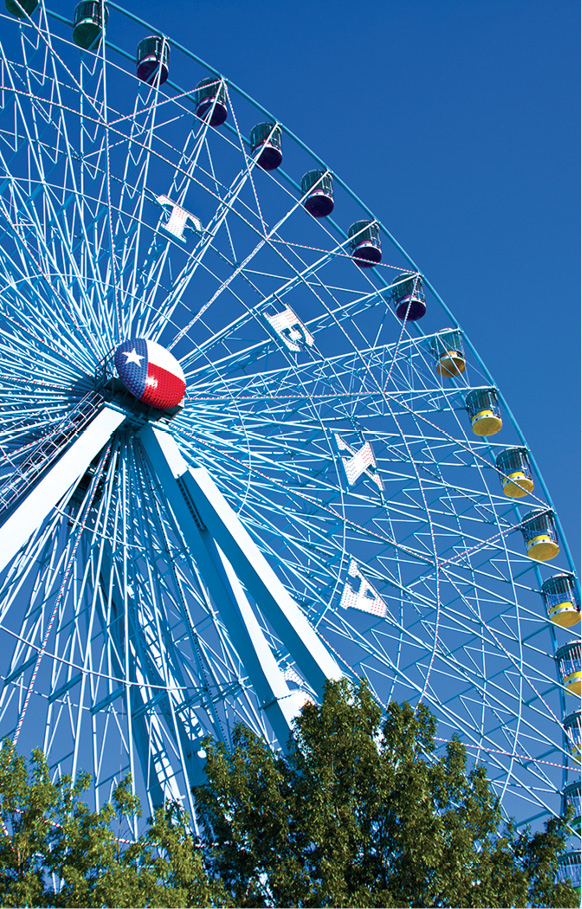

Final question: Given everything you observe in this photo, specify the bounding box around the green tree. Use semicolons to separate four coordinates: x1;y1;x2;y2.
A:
194;678;577;908
0;739;226;908
0;741;57;907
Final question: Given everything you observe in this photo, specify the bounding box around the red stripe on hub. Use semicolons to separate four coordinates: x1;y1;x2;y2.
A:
139;363;185;409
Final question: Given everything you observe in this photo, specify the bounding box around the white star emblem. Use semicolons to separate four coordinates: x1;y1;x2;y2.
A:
123;348;144;367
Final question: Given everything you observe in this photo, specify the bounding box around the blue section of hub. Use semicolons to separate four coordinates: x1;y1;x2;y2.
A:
114;339;148;401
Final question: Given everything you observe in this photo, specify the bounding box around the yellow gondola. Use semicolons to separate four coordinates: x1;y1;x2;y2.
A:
565;711;581;763
431;329;466;376
465;388;502;436
496;447;535;497
541;575;580;627
521;510;560;561
556;643;581;696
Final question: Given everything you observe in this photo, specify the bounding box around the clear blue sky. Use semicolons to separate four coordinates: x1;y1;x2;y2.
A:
115;0;580;566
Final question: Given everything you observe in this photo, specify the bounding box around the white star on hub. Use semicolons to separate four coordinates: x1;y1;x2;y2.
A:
124;349;144;366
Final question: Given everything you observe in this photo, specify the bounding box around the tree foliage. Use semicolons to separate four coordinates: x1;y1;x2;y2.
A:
0;681;575;908
194;679;577;908
0;740;226;908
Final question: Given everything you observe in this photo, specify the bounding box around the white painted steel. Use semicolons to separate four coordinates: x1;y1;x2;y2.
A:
0;406;126;573
140;424;343;718
140;422;317;747
186;461;344;691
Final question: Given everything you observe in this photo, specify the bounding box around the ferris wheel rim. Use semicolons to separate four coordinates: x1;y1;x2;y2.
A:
0;0;576;836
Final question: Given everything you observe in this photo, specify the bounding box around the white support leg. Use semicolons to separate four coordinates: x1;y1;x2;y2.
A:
140;424;306;747
0;406;126;573
212;540;304;739
140;425;343;705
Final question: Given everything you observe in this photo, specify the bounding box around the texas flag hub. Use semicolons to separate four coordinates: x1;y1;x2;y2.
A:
114;339;186;410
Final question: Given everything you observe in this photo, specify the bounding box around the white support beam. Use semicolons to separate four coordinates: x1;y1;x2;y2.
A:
140;424;308;747
140;425;344;703
0;406;126;573
213;542;304;738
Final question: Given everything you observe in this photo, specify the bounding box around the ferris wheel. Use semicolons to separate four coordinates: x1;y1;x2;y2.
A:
0;0;579;861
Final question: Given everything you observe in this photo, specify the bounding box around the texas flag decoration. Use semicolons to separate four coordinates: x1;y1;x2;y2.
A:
114;339;186;410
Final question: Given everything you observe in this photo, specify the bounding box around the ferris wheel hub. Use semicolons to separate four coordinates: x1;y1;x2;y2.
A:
114;339;186;411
